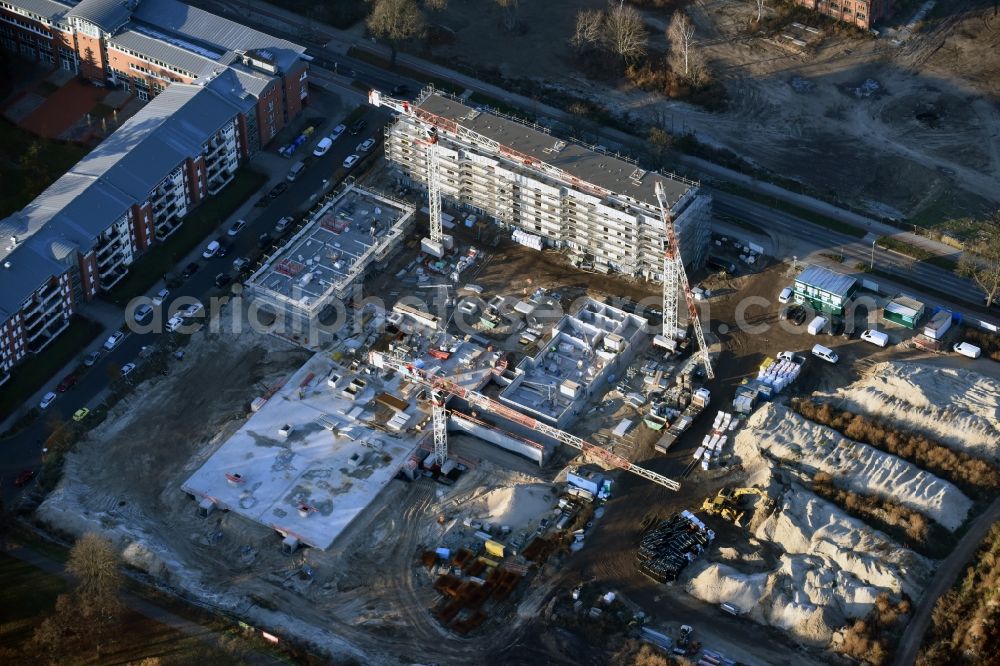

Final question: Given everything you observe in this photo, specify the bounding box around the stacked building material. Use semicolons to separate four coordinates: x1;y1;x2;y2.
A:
637;511;714;583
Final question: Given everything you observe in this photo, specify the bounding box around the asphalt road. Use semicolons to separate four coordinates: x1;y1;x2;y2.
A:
0;105;392;504
710;190;982;302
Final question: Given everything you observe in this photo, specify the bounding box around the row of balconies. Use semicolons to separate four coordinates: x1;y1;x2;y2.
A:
27;315;70;352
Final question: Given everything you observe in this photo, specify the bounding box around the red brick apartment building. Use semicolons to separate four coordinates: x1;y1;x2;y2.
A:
0;0;309;385
794;0;894;30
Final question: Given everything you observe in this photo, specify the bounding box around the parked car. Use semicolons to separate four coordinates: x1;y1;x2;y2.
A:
778;286;793;304
258;232;272;247
121;362;137;377
275;216;293;234
181;302;204;318
860;329;889;347
83;350;101;367
329;123;346;141
349;119;367;135
953;342;982;359
342;154;360;169
56;373;77;393
233;257;250;273
807;315;829;335
268;182;288;199
181;262;199;278
152;288;170;306
811;344;839;364
39;391;57;409
165;315;184;332
202;240;220;259
133;303;154;323
313;137;333;157
215;273;232;288
14;469;36;487
228;219;247;236
357;138;375;152
103;331;125;350
72;408;90;422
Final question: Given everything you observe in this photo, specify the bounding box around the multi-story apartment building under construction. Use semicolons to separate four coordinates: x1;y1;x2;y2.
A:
381;90;711;281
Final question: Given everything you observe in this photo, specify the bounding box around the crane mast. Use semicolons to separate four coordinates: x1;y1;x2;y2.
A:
655;182;714;380
372;353;680;491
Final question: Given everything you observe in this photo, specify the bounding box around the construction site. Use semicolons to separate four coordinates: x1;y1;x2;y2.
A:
31;84;1000;665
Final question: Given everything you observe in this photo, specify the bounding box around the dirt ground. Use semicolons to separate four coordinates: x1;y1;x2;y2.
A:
395;0;1000;227
33;223;984;664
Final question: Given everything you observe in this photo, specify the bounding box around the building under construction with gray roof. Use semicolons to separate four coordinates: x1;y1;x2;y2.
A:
382;89;711;280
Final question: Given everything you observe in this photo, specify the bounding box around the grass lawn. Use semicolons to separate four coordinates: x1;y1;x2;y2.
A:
0;315;103;421
877;235;959;271
0;551;245;665
0;118;89;219
0;552;67;646
105;168;267;306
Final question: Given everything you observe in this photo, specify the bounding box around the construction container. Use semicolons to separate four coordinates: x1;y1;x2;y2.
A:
484;540;505;559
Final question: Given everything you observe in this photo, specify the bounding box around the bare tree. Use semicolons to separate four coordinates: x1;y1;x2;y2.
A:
572;8;605;51
957;219;1000;306
605;2;647;64
667;11;706;83
367;0;426;66
495;0;521;32
67;533;124;617
754;0;766;23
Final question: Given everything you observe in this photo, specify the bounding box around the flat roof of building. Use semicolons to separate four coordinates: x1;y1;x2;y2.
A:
247;185;414;315
794;264;858;297
414;92;694;210
185;339;499;550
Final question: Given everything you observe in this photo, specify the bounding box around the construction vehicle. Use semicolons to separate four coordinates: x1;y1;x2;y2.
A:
371;351;681;491
701;486;774;527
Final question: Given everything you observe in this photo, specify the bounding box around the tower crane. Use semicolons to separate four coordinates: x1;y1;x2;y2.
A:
371;352;680;491
655;181;714;380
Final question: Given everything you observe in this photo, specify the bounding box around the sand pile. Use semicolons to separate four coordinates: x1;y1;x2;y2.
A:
739;403;972;531
824;362;1000;462
686;483;932;646
475;483;554;530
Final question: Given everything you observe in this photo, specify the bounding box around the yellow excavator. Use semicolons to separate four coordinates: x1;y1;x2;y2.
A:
701;486;774;527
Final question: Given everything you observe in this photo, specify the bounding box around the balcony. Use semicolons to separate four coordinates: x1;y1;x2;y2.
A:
98;248;125;273
99;265;128;290
25;298;66;336
206;170;233;197
26;316;70;353
155;217;183;242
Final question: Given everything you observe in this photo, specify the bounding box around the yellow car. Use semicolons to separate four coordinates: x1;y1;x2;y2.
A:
72;408;89;422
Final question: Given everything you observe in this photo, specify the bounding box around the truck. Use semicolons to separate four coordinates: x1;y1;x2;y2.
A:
807;315;829;335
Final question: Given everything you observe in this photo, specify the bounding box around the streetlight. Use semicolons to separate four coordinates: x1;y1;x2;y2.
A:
870;239;877;270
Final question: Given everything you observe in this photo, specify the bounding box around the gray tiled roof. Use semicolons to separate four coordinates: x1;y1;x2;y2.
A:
110;28;217;77
134;0;305;72
0;83;245;315
67;0;134;33
795;264;858;297
9;0;70;21
416;93;693;210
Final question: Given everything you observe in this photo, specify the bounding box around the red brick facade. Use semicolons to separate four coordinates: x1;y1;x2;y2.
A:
795;0;893;29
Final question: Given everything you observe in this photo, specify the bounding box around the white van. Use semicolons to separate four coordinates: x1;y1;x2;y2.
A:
807;316;829;335
811;344;839;364
720;602;742;616
860;329;889;347
287;160;306;181
953;342;982;359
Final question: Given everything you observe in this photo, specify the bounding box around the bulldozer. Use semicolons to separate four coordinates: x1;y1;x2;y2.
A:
701;486;774;527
